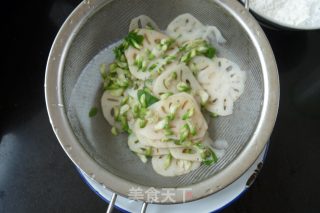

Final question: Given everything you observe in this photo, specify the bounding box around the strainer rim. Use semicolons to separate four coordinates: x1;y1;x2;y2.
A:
45;0;279;204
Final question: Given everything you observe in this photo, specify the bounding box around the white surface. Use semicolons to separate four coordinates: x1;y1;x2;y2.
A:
249;0;320;29
79;145;267;213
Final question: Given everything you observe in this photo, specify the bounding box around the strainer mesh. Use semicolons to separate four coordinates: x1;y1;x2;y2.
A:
63;0;263;188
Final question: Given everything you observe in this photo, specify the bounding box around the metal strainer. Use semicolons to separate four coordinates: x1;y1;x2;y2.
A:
45;0;279;210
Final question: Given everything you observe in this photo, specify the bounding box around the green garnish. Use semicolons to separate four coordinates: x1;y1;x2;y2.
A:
179;124;190;143
139;119;148;128
210;112;219;118
163;154;172;170
198;90;209;106
167;103;179;120
182;107;194;120
204;46;215;58
137;88;159;108
201;148;218;165
100;64;107;79
177;82;191;92
114;106;120;121
125;31;144;49
89;107;98;117
111;126;118;136
145;147;153;157
160;92;173;100
154;117;169;130
180;39;216;63
186;120;197;136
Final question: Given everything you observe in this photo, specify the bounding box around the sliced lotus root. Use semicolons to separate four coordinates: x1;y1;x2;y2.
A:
166;13;226;45
125;29;174;80
151;155;200;176
135;93;208;140
101;90;121;126
197;57;246;116
129;15;160;31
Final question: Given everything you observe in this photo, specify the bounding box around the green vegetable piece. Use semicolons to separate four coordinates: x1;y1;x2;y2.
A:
111;126;118;136
120;104;129;115
198;90;209;106
160;92;173;100
139;93;147;108
202;148;218;165
109;63;118;72
139;119;148;128
210;112;219;118
204;46;215;59
114;106;120;121
89;107;98;117
110;88;124;97
137;88;159;108
145;147;153;157
163;154;172;170
164;129;174;136
148;63;158;71
177;82;191;92
125;31;144;50
154;117;169;130
179;124;190;143
167;103;179;120
100;64;107;79
182;107;194;120
186;120;197;136
120;96;129;106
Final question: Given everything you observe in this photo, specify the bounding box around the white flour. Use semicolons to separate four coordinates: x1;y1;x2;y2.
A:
249;0;320;28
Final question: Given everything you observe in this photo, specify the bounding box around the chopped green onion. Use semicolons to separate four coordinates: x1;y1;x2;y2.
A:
132;104;140;118
100;64;107;79
139;119;148;128
139;94;147;108
210;112;219;118
167;103;179;120
120;96;129;106
109;63;118;72
116;61;128;69
179;124;190;143
182;107;194;120
164;129;174;136
137;88;159;107
186;120;197;136
89;107;98;117
170;71;177;80
177;82;191;92
120;115;131;133
114;106;120;121
201;148;218;165
120;104;129;115
110;88;124;97
154;117;169;130
111;126;118;136
145;147;153;157
160;92;173;100
148;63;158;71
198;90;209;105
204;46;215;59
163;154;172;170
125;31;144;50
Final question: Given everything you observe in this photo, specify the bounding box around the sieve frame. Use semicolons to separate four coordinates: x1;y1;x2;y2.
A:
45;0;279;204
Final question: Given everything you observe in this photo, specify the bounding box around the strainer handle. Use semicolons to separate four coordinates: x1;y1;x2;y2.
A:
106;193;148;213
106;193;117;213
244;0;250;10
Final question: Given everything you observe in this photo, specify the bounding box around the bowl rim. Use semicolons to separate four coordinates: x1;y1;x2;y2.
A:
45;0;279;204
241;0;320;30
